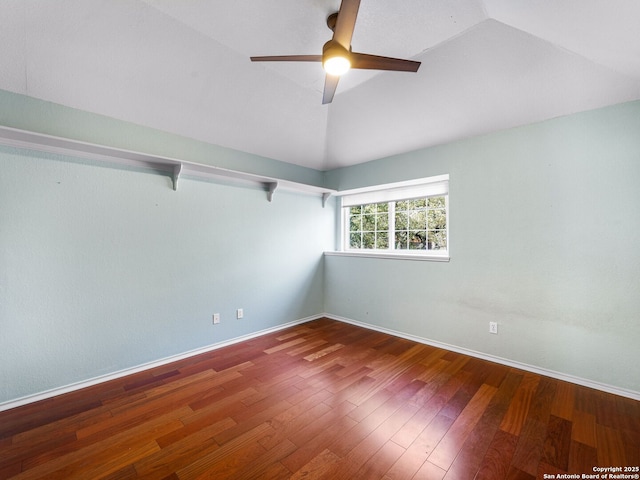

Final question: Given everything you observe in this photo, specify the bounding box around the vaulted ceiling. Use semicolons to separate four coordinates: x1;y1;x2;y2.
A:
1;0;639;170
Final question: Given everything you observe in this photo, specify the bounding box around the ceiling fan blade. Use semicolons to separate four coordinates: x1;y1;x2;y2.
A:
322;75;340;104
250;55;322;63
333;0;361;49
350;52;421;72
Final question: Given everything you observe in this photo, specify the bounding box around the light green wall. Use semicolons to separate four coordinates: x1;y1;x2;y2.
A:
325;100;640;393
0;146;335;403
1;88;638;405
0;89;325;187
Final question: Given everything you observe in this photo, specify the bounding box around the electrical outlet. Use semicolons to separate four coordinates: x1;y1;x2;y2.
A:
489;321;498;334
213;313;220;324
237;308;244;319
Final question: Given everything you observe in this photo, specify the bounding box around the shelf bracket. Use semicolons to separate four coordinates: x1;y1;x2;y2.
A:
0;126;338;200
172;163;183;191
266;181;278;202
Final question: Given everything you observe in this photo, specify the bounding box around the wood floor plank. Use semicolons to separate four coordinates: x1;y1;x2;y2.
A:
321;374;377;408
174;422;273;479
441;387;513;479
0;318;635;480
282;402;358;473
286;338;328;356
0;398;104;440
276;327;314;341
595;423;627;466
390;395;449;449
401;414;455;471
474;429;519;480
499;372;539;436
180;384;256;428
263;337;308;354
256;462;293;480
62;440;160;480
133;417;235;478
0;460;21;480
568;440;598;474
289;448;341;480
412;460;446;480
0;431;78;469
17;435;156;479
215;398;293;446
510;377;557;476
323;417;407;480
258;389;332;451
224;439;297;480
329;382;423;459
303;343;345;361
438;373;477;420
510;418;548;477
356;439;405;480
347;385;395;422
505;465;536;480
9;407;113;445
542;414;572;471
191;439;267;480
428;383;497;471
19;410;186;476
551;381;575;421
384;447;429;480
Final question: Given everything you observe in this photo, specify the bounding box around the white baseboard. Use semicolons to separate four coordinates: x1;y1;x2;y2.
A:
323;313;640;401
2;312;637;412
0;314;320;413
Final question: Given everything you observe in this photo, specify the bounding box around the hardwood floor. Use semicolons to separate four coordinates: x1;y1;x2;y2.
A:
1;318;638;479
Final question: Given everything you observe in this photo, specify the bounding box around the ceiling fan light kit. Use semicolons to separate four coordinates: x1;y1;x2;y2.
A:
250;0;420;104
322;41;351;76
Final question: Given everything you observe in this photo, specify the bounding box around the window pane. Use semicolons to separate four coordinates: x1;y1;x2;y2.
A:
395;196;445;252
427;196;445;208
377;213;389;230
362;214;376;231
350;232;361;248
428;230;447;250
395;212;408;230
409;210;426;230
427;208;446;229
350;205;362;214
409;231;427;250
396;200;409;211
362;204;377;214
363;232;375;249
376;202;388;213
395;231;408;249
376;232;389;249
347;203;391;251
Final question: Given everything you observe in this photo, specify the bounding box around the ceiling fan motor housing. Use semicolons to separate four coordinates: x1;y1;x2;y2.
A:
326;12;339;31
322;40;351;75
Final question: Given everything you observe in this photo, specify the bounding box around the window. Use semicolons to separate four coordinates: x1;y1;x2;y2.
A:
337;175;449;260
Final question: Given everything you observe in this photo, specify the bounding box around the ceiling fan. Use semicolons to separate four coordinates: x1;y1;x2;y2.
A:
250;0;421;104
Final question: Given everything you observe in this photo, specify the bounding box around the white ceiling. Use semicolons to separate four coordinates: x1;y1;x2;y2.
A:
1;0;639;171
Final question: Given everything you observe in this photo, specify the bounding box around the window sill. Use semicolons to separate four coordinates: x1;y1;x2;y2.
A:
324;251;450;262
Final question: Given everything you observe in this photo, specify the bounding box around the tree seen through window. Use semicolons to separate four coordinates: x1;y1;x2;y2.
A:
348;196;447;252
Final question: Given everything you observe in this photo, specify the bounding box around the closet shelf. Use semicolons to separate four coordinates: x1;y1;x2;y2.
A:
0;126;335;205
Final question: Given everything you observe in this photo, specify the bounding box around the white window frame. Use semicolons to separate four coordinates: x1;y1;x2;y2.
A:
327;175;450;262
